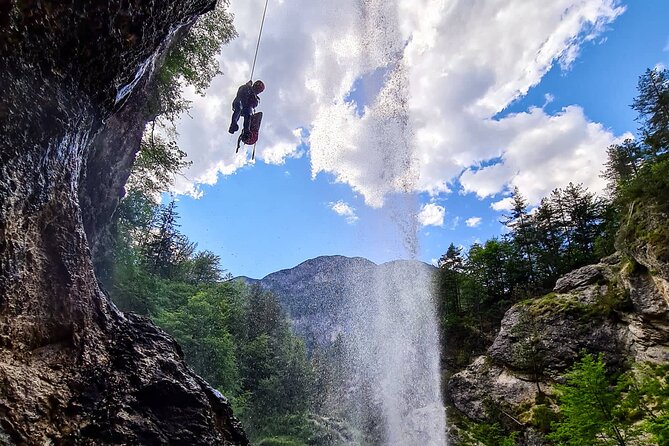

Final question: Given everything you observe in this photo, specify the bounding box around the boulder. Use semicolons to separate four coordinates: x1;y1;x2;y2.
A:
448;356;537;422
553;263;607;294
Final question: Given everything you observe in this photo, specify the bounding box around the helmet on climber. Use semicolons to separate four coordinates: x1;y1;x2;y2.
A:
252;80;265;94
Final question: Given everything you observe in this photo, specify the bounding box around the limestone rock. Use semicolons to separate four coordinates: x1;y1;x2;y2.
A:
488;296;629;375
448;356;538;421
553;263;607;294
448;254;669;440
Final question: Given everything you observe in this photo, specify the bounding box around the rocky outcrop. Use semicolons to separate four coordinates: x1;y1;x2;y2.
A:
448;253;669;438
0;2;246;444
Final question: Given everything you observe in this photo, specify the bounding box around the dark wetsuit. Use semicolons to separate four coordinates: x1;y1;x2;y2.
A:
230;81;259;137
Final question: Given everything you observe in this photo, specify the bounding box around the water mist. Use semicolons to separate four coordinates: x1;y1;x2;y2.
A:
307;1;448;443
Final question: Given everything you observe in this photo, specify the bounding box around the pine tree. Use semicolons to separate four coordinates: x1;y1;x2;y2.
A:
186;250;225;284
438;243;464;315
602;139;644;192
143;200;195;279
532;197;563;287
562;182;603;267
633;68;669;153
548;354;637;446
501;187;536;287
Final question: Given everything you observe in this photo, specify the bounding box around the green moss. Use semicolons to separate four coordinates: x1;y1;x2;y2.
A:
520;276;632;321
618;200;669;262
521;293;591;317
594;281;633;315
528;404;559;433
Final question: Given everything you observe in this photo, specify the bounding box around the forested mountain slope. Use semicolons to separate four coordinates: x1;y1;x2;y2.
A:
245;256;436;348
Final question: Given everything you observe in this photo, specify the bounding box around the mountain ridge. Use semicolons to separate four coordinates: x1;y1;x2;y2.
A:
237;255;436;347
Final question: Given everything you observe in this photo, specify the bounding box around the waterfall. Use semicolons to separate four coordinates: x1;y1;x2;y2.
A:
344;256;447;445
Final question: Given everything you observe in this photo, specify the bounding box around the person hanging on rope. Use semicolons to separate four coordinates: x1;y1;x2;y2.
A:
228;79;265;140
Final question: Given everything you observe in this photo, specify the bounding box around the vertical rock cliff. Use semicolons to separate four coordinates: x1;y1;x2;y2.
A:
0;2;247;444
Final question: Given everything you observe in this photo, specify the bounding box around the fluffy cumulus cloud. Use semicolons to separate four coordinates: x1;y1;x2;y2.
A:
491;197;515;212
329;200;359;224
174;0;627;206
465;217;482;228
417;203;445;227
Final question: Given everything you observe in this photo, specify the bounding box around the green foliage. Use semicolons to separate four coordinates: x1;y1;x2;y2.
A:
253;413;327;446
127;123;191;196
548;353;638;446
105;193;318;444
460;422;518;446
142;200;196;280
258;437;307;446
237;286;317;429
632;68;669;152
99;7;324;444
527;404;559;434
631;363;669;445
436;179;613;387
604;68;669;257
127;3;237;194
546;356;669;445
446;66;669;446
158;4;237;114
155;287;241;394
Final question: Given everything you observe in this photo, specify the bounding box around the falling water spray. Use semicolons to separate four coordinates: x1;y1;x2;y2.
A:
340;34;447;446
307;1;448;442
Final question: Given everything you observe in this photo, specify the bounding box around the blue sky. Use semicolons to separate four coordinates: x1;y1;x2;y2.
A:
172;0;669;279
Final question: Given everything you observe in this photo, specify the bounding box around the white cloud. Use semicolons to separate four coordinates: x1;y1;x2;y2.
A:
329;200;359;224
417;203;445;227
491;197;514;212
173;0;627;207
460;106;632;204
466;217;482;228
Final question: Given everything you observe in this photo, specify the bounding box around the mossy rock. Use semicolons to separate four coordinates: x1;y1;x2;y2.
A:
527;404;559;434
618;200;669;263
521;293;591;318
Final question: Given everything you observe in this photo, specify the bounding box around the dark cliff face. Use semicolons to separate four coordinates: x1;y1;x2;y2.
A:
0;2;247;444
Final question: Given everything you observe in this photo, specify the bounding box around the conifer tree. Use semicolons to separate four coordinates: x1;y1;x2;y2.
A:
501;187;536;287
633;68;669;153
143;200;195;279
438;243;464;314
548;354;636;446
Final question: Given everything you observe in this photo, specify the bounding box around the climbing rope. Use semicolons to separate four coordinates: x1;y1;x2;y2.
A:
250;0;270;81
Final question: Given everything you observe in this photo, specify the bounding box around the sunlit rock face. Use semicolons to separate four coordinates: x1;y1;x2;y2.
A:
448;253;669;445
0;2;247;444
